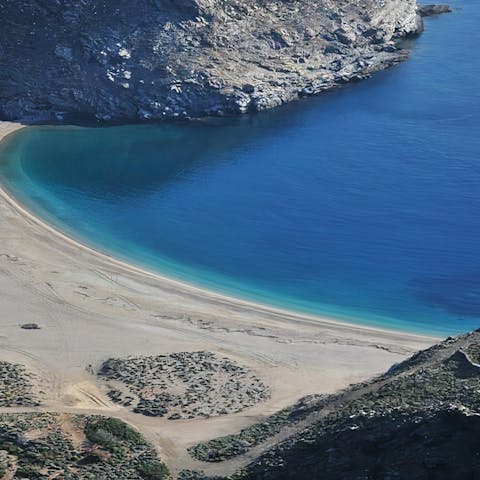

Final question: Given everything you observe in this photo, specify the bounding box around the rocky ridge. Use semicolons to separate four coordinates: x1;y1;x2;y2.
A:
0;0;429;123
186;329;480;479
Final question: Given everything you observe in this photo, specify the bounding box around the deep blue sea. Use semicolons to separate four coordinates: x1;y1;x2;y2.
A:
1;0;479;335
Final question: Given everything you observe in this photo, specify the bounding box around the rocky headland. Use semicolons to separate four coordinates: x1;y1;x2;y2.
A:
0;0;444;123
186;330;480;479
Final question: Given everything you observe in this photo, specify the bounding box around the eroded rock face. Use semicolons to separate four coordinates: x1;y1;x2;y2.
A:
0;0;423;122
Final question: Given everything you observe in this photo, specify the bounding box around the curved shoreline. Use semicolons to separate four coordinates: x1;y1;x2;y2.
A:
0;120;438;475
0;123;438;341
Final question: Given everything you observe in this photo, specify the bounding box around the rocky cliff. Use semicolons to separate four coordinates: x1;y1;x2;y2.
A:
0;0;423;122
186;330;480;479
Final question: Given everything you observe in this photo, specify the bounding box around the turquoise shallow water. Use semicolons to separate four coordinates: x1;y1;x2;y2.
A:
1;0;479;336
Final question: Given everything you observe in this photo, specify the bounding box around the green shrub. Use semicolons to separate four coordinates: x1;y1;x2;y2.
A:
138;460;170;479
84;417;145;450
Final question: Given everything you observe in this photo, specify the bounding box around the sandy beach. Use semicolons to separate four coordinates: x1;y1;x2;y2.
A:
0;121;437;475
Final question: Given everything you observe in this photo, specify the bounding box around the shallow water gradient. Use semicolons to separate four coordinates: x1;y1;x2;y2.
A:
1;0;479;335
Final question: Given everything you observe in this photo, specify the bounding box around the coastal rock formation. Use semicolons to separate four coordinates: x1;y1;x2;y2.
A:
0;0;425;122
418;3;452;16
98;351;270;419
187;330;480;479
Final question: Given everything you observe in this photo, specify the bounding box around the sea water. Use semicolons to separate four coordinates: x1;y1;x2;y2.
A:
1;0;479;335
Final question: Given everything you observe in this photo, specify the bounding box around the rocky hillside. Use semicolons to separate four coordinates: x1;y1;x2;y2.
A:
186;330;480;479
0;0;424;122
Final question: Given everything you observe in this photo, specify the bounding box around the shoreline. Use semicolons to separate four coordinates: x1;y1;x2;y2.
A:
0;124;438;340
0;120;437;475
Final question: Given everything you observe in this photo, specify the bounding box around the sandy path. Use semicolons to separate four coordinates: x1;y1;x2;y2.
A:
0;121;436;474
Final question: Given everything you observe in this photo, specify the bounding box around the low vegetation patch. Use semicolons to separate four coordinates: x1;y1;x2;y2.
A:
0;413;169;479
0;361;38;407
98;351;270;420
84;416;145;451
189;395;322;462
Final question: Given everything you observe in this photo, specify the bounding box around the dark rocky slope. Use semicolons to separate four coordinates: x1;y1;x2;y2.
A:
187;330;480;479
0;0;426;123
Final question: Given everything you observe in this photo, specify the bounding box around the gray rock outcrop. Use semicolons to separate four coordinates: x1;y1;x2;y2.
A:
418;3;452;16
0;0;425;122
186;330;480;480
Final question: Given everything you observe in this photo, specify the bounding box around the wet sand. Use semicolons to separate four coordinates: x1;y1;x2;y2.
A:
0;121;436;474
